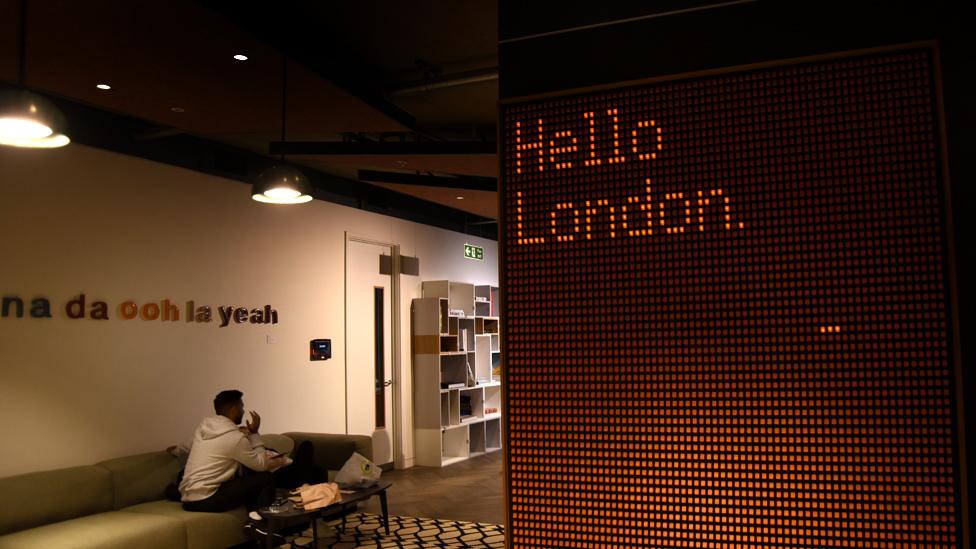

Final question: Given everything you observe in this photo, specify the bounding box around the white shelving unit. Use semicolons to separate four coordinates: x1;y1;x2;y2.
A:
412;280;502;467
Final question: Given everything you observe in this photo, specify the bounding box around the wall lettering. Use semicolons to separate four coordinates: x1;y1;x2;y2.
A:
1;292;278;327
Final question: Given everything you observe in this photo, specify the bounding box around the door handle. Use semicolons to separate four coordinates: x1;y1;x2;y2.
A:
383;379;393;387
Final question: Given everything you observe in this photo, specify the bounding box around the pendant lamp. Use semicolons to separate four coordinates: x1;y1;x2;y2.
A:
0;0;70;148
252;52;312;204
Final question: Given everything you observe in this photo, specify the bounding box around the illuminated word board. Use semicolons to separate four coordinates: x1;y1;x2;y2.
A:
501;48;960;548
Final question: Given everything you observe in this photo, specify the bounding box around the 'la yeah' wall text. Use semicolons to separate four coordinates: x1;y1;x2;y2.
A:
1;294;278;327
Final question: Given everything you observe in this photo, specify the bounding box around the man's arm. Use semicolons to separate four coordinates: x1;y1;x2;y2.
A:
232;411;270;471
232;433;271;471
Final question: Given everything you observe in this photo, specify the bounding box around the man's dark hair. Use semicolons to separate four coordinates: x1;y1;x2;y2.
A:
213;390;243;414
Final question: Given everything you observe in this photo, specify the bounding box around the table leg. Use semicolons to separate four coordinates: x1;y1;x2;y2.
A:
264;524;274;549
312;516;319;547
379;490;390;535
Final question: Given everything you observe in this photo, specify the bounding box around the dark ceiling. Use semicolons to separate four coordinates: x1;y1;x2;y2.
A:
0;0;500;221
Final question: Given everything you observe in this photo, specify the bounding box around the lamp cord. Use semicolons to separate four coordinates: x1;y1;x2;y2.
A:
280;51;287;162
18;0;27;86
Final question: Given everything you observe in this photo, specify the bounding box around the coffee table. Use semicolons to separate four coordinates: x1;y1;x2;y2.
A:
256;481;392;548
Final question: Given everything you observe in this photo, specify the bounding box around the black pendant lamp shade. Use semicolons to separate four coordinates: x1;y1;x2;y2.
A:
252;164;314;204
1;0;70;149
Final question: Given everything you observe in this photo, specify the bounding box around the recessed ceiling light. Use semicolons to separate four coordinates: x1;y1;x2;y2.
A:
456;196;465;200
233;54;248;61
96;84;111;90
170;107;185;113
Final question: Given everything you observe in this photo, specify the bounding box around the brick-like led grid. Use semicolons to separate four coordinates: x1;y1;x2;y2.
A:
501;50;958;548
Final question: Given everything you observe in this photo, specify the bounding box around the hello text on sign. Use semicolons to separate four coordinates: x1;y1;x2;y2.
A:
510;110;744;245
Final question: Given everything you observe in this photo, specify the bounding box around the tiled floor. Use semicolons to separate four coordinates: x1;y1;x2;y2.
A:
359;450;504;525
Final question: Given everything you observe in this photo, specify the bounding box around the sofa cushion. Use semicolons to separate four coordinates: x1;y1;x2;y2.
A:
96;452;182;509
260;434;295;456
122;500;248;549
0;511;184;549
283;432;369;471
0;466;113;536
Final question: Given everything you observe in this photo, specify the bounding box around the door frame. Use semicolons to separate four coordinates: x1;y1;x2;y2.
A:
343;232;405;468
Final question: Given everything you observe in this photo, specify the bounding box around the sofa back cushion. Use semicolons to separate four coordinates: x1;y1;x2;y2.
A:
283;432;371;471
0;466;113;535
96;452;181;509
260;434;295;456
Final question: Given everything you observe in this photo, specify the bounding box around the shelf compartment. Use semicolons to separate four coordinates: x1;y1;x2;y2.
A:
485;417;501;451
475;285;499;317
474;285;492;301
468;421;486;455
448;391;460;426
458;318;475;352
459;387;484;421
484;385;501;416
449;282;475;317
440;354;467;389
438;298;449;334
440;335;459;353
442;425;469;461
482;318;499;334
474;334;491;383
440;392;450;427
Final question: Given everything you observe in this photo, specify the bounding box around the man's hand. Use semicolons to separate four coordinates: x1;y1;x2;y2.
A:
245;411;261;435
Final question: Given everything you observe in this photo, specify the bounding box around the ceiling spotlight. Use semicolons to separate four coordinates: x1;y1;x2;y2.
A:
96;84;111;90
456;196;465;200
170;107;185;113
233;54;248;61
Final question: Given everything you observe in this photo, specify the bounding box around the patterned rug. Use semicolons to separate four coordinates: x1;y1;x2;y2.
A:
283;513;505;549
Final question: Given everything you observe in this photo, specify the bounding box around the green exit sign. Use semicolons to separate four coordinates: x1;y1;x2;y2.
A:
464;244;484;260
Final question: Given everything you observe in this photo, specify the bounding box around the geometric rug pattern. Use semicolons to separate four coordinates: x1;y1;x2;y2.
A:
286;513;505;549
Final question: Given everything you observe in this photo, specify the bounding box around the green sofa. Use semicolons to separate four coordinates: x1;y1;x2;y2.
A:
0;432;372;549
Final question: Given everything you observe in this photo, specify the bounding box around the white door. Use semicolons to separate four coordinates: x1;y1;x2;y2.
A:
345;238;394;465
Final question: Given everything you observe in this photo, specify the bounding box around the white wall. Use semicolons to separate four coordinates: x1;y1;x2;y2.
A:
0;144;497;477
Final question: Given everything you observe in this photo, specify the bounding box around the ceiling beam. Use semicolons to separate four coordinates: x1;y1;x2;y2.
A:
271;141;496;155
358;170;497;192
387;68;499;97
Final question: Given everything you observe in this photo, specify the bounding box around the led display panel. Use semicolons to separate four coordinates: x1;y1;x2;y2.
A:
501;48;960;548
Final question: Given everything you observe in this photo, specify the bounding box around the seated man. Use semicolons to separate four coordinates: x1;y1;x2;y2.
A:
180;390;285;513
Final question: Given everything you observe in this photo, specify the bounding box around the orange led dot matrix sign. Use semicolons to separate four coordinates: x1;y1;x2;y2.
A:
501;48;961;548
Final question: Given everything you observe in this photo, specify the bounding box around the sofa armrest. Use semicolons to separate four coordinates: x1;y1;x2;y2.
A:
282;432;372;471
0;466;113;536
